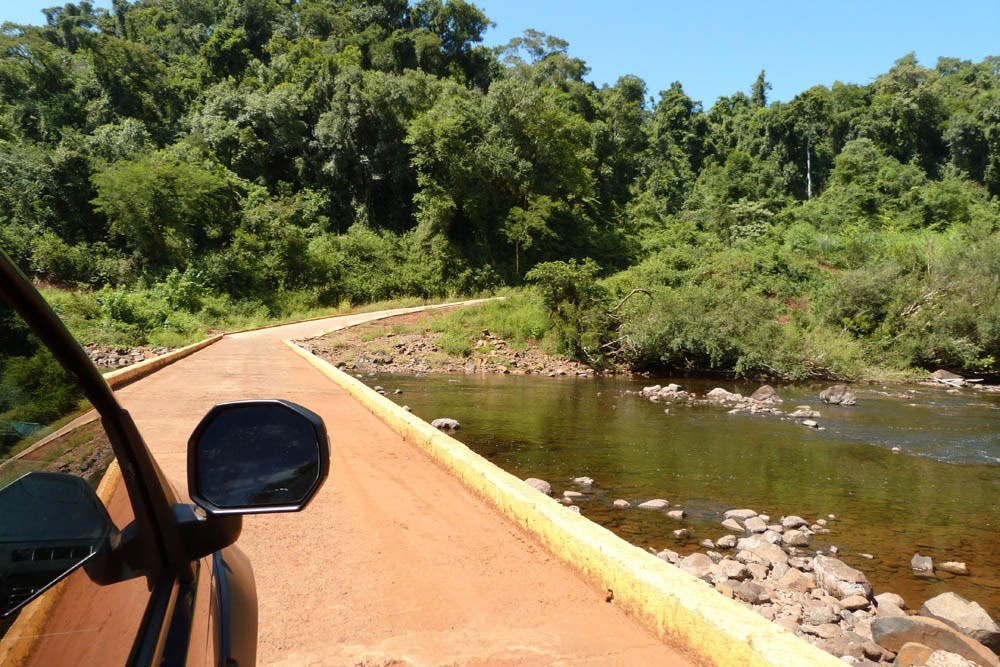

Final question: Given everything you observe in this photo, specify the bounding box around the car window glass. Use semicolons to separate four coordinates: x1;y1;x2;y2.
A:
0;301;152;666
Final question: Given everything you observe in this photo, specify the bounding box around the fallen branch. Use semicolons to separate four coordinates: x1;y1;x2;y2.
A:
607;288;651;315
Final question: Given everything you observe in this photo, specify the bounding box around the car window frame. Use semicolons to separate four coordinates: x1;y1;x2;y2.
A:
0;252;189;664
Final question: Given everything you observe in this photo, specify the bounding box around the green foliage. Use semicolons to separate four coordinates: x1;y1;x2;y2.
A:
0;309;83;431
526;259;611;361
91;147;241;270
2;3;1000;379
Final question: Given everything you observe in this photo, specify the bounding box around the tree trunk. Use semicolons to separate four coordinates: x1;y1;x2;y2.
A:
806;130;813;201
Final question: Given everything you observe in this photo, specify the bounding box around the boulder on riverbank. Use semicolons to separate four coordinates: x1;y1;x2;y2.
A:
813;555;872;599
820;384;857;406
871;616;1000;667
875;592;907;610
920;592;1000;653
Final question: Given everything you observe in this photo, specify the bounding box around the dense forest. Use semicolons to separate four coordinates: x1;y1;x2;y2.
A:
1;0;999;379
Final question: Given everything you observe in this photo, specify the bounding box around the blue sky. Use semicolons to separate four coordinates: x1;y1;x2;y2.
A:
6;0;1000;107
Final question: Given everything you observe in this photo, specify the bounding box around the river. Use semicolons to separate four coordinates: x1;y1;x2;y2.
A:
370;373;1000;618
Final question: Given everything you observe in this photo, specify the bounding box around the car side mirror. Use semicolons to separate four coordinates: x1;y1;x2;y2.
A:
187;400;329;515
0;472;118;616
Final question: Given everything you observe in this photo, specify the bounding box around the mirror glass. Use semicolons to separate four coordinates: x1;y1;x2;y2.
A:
0;472;115;615
195;403;321;509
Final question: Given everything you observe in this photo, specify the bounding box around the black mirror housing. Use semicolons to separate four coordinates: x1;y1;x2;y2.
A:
187;400;330;515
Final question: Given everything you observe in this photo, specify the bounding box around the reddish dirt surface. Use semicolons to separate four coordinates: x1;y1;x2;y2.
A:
112;306;694;665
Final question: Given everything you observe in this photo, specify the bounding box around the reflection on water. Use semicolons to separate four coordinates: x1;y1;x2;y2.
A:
373;373;1000;617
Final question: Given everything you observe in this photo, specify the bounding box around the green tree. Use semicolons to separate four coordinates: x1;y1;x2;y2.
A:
91;147;240;270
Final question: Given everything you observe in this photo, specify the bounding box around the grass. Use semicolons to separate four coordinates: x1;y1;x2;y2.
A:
37;285;477;349
417;289;558;358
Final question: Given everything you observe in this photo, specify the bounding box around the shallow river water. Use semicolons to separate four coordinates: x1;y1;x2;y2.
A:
371;373;1000;617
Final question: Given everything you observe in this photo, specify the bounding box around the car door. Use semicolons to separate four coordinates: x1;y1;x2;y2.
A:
1;252;329;667
0;288;169;664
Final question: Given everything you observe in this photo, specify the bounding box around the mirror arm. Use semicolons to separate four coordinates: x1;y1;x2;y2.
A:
84;521;150;586
172;504;242;564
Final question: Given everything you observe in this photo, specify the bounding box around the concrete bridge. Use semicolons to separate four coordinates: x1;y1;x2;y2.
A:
9;303;838;666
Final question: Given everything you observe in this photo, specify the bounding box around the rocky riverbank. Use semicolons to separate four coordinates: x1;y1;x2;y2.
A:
84;343;173;369
299;310;1000;402
301;311;596;378
523;474;1000;666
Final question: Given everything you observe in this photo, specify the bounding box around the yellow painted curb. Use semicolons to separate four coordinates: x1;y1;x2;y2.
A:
103;334;224;389
224;297;497;337
285;340;842;667
225;311;348;335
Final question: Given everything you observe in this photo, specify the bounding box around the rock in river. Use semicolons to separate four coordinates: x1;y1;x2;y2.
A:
612;499;631;509
573;476;594;488
523;478;551;495
813;555;872;599
721;518;744;532
912;553;934;574
743;516;768;533
431;417;460;431
750;384;782;404
940;561;971;576
820;384;857;406
781;515;809;530
716;534;737;549
707;387;740;402
724;508;758;521
637;498;669;510
920;592;1000;653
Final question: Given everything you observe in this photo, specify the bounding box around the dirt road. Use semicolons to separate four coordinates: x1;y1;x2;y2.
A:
116;305;692;666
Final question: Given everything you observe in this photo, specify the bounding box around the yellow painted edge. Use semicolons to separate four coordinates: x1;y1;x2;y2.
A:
225;312;349;335
290;297;499;341
103;334;224;389
224;296;499;337
285;339;842;667
0;460;122;665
